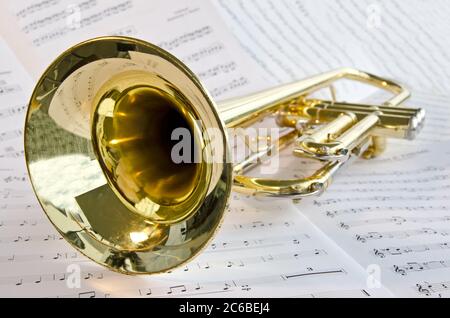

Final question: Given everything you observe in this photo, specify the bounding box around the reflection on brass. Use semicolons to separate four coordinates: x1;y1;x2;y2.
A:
97;85;201;205
24;36;424;275
92;72;207;223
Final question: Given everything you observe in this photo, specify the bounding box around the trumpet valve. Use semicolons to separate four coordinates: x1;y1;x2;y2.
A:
294;111;383;161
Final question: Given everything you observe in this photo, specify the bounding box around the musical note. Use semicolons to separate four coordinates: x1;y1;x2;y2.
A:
374;242;450;258
158;26;213;51
315;195;450;207
138;288;153;296
355;228;449;243
206;234;309;252
326;205;450;218
0;218;42;228
229;220;294;230
111;25;137;37
15;0;60;19
416;281;450;297
167;285;187;295
31;1;134;47
341;216;450;229
0;84;21;96
182;43;225;63
62;267;349;298
0;233;63;244
0;269;106;286
178;249;326;272
2;175;27;184
197;62;237;80
0;251;79;264
0;104;27;119
210;77;249;98
21;0;97;34
394;260;450;276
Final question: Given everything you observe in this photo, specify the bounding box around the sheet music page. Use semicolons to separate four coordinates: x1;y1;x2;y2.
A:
213;0;450;94
0;31;391;297
0;192;393;297
270;90;450;297
1;0;449;298
0;0;271;100
211;1;450;296
292;141;450;297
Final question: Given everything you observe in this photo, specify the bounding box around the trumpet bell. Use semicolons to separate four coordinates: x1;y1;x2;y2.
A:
25;37;232;274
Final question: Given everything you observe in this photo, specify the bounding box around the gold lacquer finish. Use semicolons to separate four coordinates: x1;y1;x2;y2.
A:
25;36;425;274
91;72;209;224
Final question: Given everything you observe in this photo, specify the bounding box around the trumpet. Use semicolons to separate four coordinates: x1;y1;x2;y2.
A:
24;37;424;274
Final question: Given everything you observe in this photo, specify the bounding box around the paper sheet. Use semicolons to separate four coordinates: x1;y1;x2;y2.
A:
0;191;393;297
213;0;450;95
294;143;450;297
0;0;270;100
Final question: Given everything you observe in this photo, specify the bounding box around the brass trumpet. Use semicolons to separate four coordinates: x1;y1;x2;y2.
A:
25;37;424;274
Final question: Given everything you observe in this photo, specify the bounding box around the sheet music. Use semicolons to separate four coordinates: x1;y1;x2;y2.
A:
0;0;270;100
1;194;394;297
213;0;450;95
0;0;449;298
294;144;450;297
249;86;450;297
